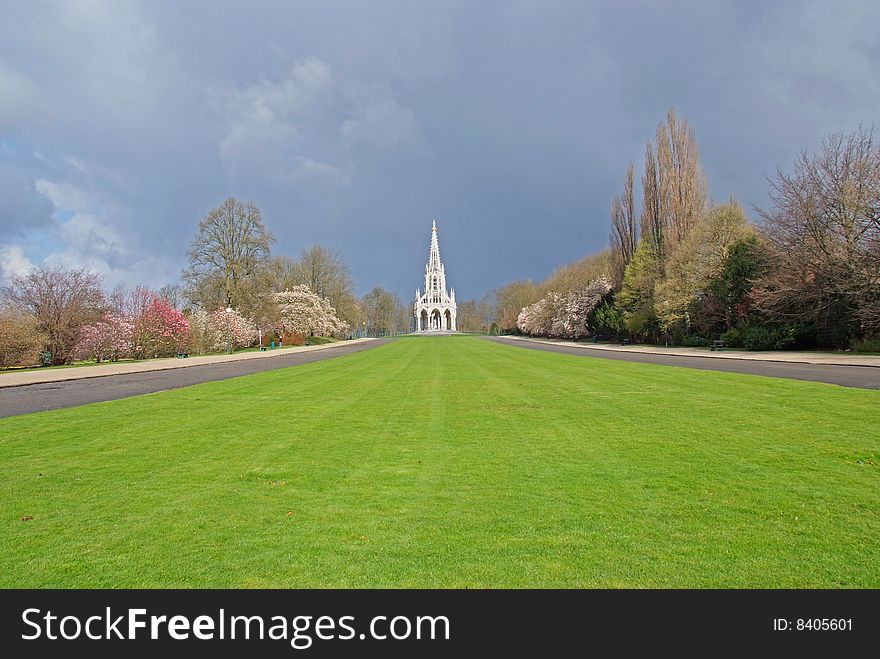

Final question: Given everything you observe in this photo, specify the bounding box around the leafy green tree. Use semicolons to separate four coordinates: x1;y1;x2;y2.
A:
616;241;661;340
705;236;763;332
654;202;756;336
591;297;625;338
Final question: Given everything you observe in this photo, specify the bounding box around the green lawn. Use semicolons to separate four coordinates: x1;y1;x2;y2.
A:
1;336;877;588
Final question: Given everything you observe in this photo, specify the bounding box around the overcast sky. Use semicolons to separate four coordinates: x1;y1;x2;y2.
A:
1;1;878;301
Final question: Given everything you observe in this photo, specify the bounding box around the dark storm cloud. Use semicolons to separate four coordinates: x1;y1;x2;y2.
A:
1;0;878;297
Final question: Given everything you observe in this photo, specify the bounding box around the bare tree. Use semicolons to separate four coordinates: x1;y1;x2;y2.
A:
457;299;486;333
3;266;104;364
757;127;880;342
640;109;708;258
266;255;300;292
184;198;274;310
641;142;662;250
491;280;540;332
294;245;352;299
542;250;614;295
610;161;637;285
158;283;185;310
108;281;129;314
292;245;359;326
361;287;407;336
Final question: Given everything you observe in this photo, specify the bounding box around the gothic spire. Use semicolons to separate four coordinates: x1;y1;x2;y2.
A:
428;218;441;272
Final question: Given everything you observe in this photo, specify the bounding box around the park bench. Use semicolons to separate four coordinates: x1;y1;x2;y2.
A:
710;340;724;351
622;338;630;346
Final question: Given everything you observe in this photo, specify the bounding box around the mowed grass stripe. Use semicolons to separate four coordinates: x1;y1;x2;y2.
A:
0;336;877;587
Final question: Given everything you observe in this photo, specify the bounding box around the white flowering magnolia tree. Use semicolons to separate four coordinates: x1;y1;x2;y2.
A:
517;276;612;339
275;286;348;338
517;293;563;337
187;307;259;354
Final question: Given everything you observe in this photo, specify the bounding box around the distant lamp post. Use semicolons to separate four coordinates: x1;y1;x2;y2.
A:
225;306;233;354
663;300;669;347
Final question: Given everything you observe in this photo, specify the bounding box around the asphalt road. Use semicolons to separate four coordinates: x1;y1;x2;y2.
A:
485;337;880;390
0;339;391;418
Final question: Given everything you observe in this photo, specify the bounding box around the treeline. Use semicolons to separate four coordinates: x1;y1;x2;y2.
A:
476;110;880;351
0;198;409;368
456;251;615;334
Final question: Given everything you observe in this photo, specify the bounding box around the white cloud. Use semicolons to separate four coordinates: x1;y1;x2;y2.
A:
41;220;178;289
217;56;335;162
30;177;175;288
59;212;128;266
35;178;95;212
288;156;350;185
64;156;87;172
0;245;34;283
215;55;421;182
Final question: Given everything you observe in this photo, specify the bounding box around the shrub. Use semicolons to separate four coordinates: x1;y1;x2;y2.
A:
722;324;796;351
850;337;880;353
281;333;306;346
720;327;743;348
0;307;46;367
680;334;710;347
743;326;776;351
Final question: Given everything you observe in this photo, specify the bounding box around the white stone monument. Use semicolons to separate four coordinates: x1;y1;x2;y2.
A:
414;220;457;332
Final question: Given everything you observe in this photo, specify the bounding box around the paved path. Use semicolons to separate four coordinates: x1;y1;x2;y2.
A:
0;338;377;389
487;336;880;390
0;339;388;418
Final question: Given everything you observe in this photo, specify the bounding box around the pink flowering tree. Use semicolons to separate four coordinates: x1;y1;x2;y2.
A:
131;290;190;358
73;312;134;362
